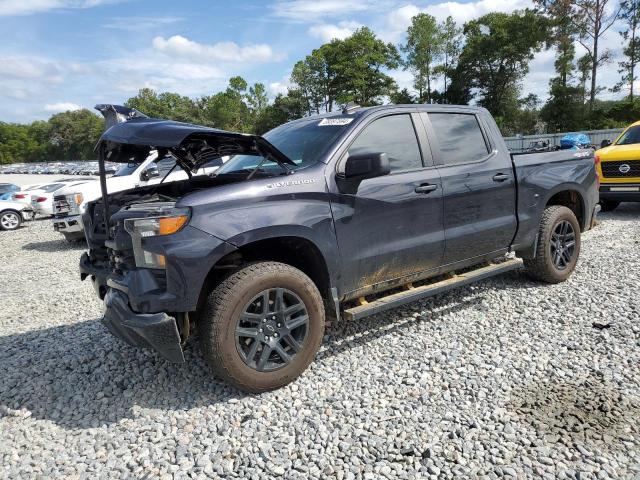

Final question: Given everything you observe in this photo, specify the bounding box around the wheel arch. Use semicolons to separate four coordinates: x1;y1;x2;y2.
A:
543;186;586;231
196;229;338;319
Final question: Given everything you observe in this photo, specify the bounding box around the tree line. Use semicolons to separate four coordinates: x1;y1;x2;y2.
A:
1;1;639;164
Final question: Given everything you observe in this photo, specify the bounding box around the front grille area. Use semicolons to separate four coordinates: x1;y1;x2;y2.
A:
601;160;640;178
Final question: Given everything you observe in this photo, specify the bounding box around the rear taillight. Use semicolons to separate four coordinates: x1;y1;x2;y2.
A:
14;194;26;199
594;154;601;187
36;197;47;203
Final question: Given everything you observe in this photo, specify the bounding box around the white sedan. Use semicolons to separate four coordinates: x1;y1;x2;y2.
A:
11;183;48;205
0;200;34;231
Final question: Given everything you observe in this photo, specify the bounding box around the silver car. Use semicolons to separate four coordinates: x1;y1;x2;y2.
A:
0;200;34;231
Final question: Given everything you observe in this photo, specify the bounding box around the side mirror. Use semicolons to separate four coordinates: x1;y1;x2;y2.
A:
343;152;390;181
600;139;612;148
140;164;159;181
337;152;390;194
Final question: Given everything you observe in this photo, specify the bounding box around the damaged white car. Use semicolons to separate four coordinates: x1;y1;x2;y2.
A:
0;200;34;231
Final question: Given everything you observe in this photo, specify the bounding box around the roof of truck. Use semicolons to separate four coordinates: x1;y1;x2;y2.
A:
286;104;485;124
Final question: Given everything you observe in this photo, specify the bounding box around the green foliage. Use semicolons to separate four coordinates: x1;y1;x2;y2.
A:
3;11;640;163
402;13;443;103
459;10;550;131
535;0;578;87
0;109;103;164
47;109;104;160
124;89;198;123
290;27;399;111
434;16;463;95
613;0;640;99
389;88;416;104
541;82;586;132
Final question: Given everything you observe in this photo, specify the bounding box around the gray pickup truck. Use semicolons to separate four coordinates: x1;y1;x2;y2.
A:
80;104;599;392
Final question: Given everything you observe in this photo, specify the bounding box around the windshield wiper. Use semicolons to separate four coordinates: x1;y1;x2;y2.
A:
247;154;293;180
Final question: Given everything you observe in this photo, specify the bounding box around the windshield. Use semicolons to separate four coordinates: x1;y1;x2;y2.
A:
216;117;351;175
616;125;640;145
0;184;19;194
113;163;139;177
39;183;65;193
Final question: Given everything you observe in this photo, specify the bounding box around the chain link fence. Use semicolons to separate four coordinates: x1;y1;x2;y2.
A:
504;128;624;153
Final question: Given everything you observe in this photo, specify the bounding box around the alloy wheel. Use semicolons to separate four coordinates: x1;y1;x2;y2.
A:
235;288;309;372
550;220;576;270
1;212;20;230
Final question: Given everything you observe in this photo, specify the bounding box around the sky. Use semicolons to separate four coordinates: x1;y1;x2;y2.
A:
0;0;627;123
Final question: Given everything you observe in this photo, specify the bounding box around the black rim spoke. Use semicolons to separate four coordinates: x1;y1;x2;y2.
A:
235;287;309;372
550;220;576;271
256;345;272;371
286;314;309;331
235;327;259;338
283;334;302;352
273;343;292;364
245;340;260;363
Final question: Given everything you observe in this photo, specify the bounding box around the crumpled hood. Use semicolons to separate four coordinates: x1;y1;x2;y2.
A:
94;104;294;172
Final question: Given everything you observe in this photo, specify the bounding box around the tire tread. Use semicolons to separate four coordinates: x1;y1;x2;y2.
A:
200;261;324;393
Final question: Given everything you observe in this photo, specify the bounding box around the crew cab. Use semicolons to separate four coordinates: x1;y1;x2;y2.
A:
596;121;640;211
80;104;599;392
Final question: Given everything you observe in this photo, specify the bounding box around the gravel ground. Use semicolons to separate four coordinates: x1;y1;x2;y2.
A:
1;205;639;479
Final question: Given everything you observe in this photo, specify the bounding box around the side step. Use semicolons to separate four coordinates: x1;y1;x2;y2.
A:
342;259;523;321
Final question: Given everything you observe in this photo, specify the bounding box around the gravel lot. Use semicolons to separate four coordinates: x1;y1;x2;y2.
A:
1;201;639;479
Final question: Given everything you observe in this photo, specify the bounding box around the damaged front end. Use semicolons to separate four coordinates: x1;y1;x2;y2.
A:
81;104;291;363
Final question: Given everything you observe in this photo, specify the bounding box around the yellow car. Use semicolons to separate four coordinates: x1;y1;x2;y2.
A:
596;120;640;211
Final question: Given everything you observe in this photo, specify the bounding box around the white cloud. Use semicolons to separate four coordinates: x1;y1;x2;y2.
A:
152;35;284;63
309;20;362;42
272;0;372;21
103;16;184;31
425;0;531;24
381;0;532;41
269;81;290;96
44;102;82;112
0;55;60;79
0;0;123;16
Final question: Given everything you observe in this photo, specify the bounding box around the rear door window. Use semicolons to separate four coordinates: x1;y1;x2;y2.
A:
346;114;423;172
427;113;490;166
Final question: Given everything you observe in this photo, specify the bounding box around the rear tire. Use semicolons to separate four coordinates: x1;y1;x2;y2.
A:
199;261;325;393
600;200;620;212
524;205;581;284
0;210;22;231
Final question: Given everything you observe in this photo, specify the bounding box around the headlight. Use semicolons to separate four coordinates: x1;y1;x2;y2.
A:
124;207;190;269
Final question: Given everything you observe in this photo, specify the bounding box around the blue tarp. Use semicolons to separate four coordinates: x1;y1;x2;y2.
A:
560;133;591;149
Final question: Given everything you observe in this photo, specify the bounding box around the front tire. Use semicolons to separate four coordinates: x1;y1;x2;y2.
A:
524;205;581;283
0;210;22;231
199;261;325;393
600;200;620;212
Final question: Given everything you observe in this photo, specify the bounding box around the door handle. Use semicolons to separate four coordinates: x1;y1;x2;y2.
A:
493;173;510;182
415;184;438;194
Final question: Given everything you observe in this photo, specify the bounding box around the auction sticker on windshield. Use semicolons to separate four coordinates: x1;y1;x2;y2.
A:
319;118;353;126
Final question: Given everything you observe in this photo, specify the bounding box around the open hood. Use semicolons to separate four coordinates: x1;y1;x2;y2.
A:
95;104;295;172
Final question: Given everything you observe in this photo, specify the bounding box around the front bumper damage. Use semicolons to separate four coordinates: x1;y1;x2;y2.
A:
80;224;237;363
53;214;83;234
102;288;185;363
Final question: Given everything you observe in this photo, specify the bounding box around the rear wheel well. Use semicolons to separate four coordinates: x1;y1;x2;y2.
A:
197;236;333;317
546;190;585;231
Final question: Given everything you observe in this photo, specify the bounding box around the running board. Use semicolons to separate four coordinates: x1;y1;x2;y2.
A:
343;259;523;321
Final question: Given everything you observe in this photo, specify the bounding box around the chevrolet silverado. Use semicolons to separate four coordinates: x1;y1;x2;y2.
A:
79;104;599;392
